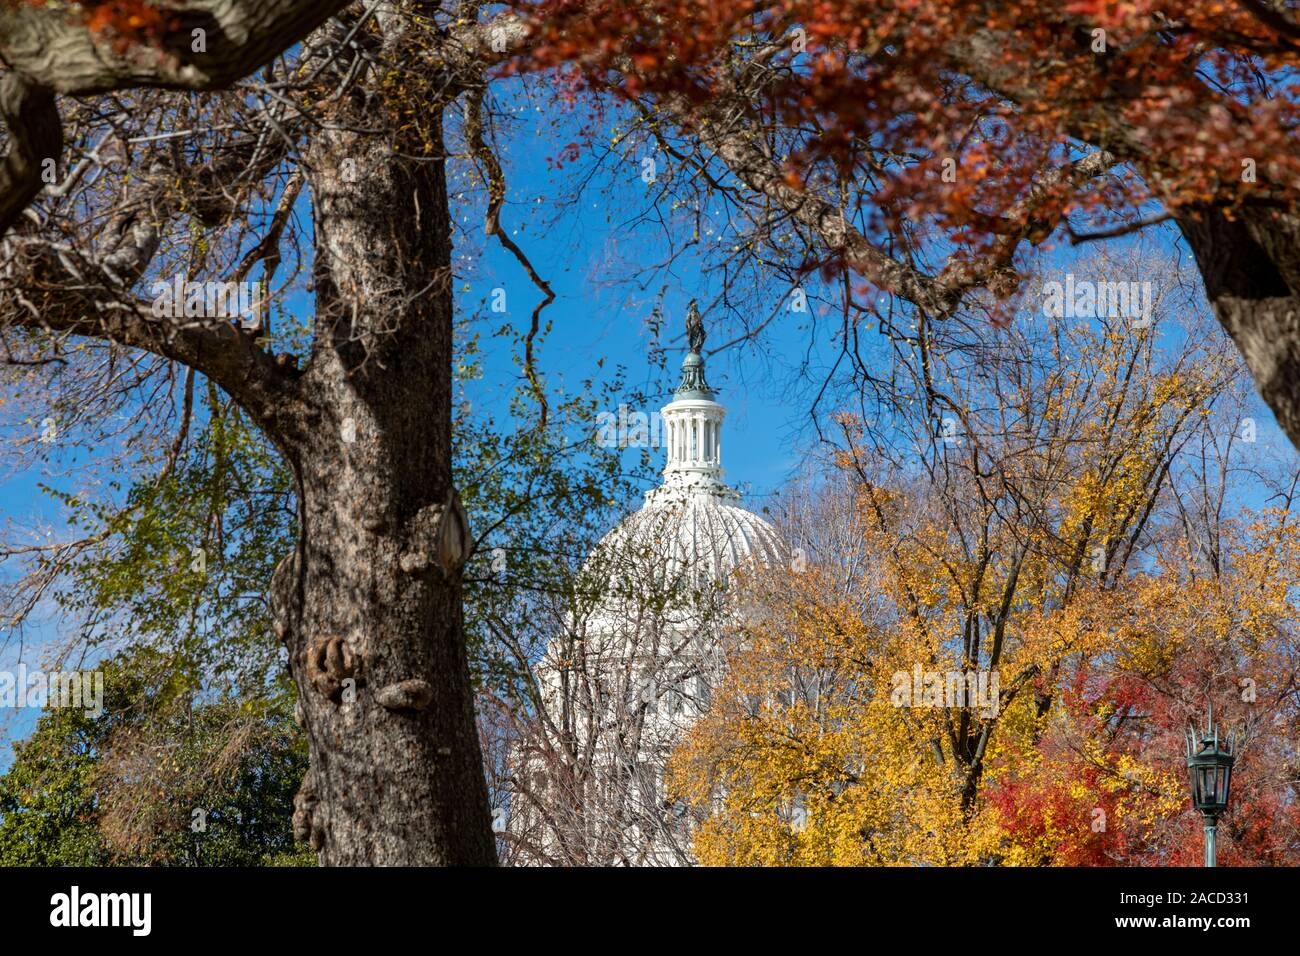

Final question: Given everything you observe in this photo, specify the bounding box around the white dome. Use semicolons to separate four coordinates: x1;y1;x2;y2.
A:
590;491;787;587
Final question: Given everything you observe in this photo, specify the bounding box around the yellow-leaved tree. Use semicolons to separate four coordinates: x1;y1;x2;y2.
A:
671;251;1300;865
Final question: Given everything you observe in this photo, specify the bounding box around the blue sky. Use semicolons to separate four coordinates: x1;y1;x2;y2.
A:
449;85;868;512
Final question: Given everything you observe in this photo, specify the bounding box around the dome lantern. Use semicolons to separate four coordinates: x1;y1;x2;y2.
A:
656;300;734;502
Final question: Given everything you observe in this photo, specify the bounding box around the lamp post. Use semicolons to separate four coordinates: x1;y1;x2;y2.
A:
1185;704;1235;867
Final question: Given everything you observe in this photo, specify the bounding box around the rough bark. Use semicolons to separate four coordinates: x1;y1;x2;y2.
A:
0;74;61;234
0;0;349;93
0;0;349;236
1177;208;1300;446
267;83;495;865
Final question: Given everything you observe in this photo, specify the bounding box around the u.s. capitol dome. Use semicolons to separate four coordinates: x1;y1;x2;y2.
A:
519;302;787;866
580;303;786;624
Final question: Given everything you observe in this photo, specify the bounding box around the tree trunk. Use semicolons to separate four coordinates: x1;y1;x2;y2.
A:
281;425;495;866
1177;207;1300;448
269;79;496;865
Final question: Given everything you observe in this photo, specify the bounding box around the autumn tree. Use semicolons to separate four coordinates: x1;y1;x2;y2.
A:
670;248;1300;864
0;271;637;866
523;0;1300;451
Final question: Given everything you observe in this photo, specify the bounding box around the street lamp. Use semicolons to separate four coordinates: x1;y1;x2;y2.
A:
1185;704;1235;867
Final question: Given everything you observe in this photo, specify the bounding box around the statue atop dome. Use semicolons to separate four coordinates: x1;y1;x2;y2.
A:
675;300;714;399
686;299;705;354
